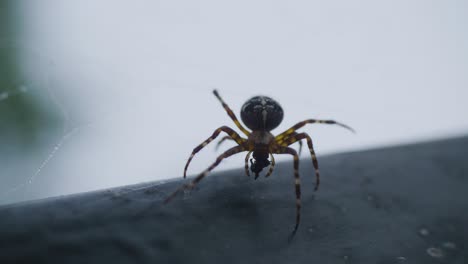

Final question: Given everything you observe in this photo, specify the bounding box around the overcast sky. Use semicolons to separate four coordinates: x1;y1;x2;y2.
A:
3;0;467;203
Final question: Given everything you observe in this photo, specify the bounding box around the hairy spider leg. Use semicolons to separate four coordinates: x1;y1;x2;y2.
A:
213;90;251;136
265;153;276;177
244;151;252;177
184;126;246;178
165;145;246;204
280;132;321;191
215;136;234;151
274;146;301;241
276;119;355;142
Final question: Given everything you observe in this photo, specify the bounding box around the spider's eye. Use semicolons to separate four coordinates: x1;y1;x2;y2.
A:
240;96;283;131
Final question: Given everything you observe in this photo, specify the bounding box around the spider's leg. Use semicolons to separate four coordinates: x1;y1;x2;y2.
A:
265;153;276;177
213;90;251;136
298;140;303;156
244;151;252;177
215;136;234;151
277;132;303;156
276;119;355;142
280;132;321;191
165;145;245;204
184;126;245;178
273;146;301;241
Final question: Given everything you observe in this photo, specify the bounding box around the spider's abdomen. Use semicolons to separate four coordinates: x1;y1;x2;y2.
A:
240;96;284;131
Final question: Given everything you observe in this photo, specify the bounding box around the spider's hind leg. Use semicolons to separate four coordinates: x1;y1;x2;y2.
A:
213;90;251;136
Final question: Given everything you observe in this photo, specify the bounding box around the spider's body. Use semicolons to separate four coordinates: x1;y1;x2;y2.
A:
165;90;354;240
248;130;275;176
241;96;283;131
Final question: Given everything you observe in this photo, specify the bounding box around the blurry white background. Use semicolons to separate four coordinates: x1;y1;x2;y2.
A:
1;0;467;204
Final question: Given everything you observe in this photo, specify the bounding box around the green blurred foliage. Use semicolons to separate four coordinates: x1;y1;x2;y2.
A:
0;1;60;149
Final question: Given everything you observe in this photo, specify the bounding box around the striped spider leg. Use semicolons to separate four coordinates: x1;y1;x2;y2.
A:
213;90;251;137
277;132;320;190
183;126;245;178
164;145;247;204
276;119;355;190
276;119;355;143
270;145;301;241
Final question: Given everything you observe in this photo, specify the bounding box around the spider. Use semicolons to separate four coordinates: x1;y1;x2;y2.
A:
164;90;354;239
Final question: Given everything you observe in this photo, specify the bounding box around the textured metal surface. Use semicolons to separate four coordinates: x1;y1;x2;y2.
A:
1;136;467;264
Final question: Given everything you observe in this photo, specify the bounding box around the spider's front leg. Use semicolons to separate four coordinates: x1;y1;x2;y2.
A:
279;132;321;191
164;145;246;203
217;137;254;178
276;119;355;142
273;146;302;241
277;132;303;156
244;151;252;177
183;126;245;178
264;153;276;177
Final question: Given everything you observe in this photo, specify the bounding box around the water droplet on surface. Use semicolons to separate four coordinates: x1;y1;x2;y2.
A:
442;241;456;249
396;256;406;262
419;228;429;236
426;247;444;258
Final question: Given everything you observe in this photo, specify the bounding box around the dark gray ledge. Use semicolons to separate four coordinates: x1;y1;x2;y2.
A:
1;136;467;264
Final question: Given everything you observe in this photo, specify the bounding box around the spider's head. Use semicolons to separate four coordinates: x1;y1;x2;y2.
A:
241;96;283;131
250;151;271;178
